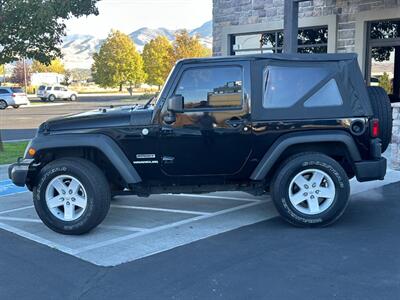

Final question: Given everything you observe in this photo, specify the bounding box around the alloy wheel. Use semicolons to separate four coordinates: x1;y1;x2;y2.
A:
288;169;336;215
45;175;88;221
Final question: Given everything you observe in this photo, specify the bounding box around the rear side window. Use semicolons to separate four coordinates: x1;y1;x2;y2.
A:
11;87;23;93
175;66;243;110
54;87;61;91
263;66;330;108
304;79;343;107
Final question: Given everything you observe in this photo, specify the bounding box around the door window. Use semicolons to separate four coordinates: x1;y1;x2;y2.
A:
175;66;243;110
0;89;9;94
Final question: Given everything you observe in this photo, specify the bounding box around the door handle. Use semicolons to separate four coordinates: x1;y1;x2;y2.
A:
225;118;245;128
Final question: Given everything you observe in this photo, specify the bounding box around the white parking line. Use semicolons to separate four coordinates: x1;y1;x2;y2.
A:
0;216;40;223
100;225;147;232
0;205;34;215
0;222;76;254
175;194;263;202
111;204;211;216
72;200;270;255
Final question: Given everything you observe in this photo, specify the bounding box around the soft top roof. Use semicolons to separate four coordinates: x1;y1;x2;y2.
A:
178;53;358;65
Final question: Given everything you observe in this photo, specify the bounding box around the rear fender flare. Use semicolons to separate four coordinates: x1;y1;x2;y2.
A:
250;130;362;180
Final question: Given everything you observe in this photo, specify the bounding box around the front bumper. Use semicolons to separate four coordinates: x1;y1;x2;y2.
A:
8;159;35;187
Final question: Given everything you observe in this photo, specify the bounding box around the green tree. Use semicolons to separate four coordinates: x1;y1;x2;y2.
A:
0;0;99;65
379;72;392;94
172;30;211;63
31;59;66;74
92;30;146;91
142;36;174;89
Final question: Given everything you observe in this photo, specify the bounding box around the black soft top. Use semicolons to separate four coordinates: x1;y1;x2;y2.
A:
179;53;358;64
179;53;373;119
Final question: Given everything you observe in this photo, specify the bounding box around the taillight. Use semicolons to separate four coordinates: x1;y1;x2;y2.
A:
11;93;16;97
371;119;380;138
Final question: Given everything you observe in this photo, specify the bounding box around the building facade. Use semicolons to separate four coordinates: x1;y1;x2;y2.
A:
213;0;399;77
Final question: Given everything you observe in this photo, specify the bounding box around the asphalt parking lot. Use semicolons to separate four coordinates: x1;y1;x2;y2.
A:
0;180;399;299
1;167;400;267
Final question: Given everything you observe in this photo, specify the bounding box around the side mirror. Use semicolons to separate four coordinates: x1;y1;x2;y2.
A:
167;95;184;113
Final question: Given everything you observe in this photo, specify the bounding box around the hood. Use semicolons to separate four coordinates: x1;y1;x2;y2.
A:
41;105;153;132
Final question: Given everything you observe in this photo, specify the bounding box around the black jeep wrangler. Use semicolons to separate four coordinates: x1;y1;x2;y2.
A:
9;53;392;235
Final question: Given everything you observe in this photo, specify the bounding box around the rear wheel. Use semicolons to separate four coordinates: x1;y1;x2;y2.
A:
12;105;20;109
0;100;7;109
33;158;111;235
271;153;350;227
70;94;77;101
367;86;393;153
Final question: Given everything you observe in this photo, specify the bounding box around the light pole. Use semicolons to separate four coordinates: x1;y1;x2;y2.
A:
23;58;28;92
283;0;311;53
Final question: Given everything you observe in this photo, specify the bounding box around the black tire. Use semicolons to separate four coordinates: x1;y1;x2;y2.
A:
0;100;7;109
33;158;111;235
271;152;350;227
367;86;392;153
12;105;20;109
70;94;77;101
48;94;56;102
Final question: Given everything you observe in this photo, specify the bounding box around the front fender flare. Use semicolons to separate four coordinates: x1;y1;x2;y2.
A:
250;130;362;181
27;133;141;184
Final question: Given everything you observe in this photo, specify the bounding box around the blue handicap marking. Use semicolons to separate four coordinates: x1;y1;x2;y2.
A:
0;180;28;197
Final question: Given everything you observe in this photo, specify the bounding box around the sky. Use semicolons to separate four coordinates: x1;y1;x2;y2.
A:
65;0;213;38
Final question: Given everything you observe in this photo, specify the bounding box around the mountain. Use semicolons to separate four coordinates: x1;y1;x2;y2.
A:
61;21;212;70
61;34;103;70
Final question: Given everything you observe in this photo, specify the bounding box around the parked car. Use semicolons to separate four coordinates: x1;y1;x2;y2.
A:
0;86;30;109
9;53;392;235
37;85;78;102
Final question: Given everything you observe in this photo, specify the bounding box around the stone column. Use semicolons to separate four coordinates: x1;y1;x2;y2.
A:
391;103;400;170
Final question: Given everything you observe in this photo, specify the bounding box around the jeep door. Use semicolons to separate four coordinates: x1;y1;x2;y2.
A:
159;61;252;177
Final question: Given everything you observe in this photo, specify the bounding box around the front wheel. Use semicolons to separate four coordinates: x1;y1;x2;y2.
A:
271;153;350;227
33;158;111;235
48;94;56;102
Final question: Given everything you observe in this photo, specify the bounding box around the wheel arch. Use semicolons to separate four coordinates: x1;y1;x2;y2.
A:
27;134;141;187
250;130;361;182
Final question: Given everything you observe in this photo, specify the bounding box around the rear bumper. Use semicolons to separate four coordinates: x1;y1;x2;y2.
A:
354;157;387;182
10;97;29;105
8;159;34;187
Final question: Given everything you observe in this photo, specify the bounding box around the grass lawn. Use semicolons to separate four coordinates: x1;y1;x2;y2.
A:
0;141;29;165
